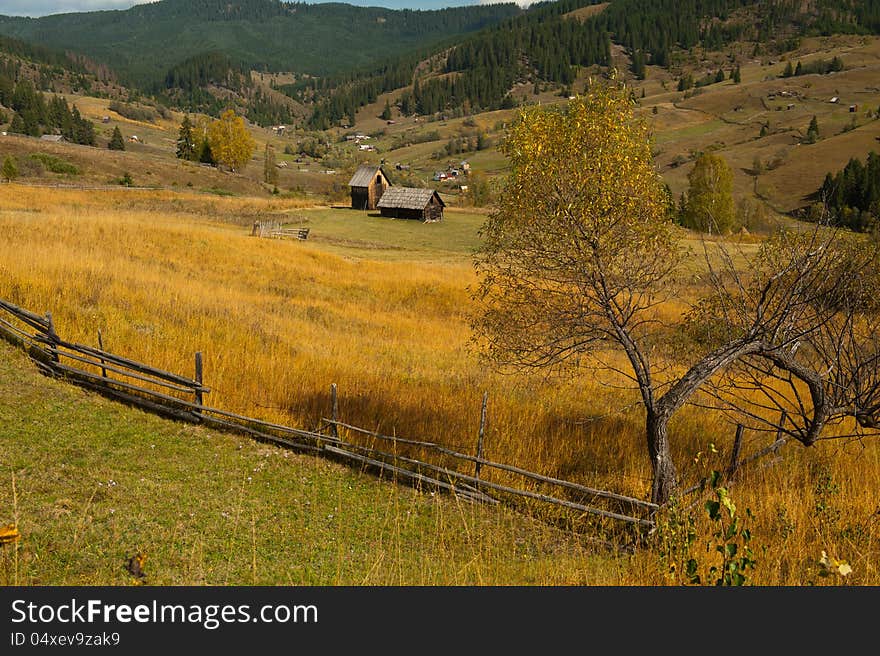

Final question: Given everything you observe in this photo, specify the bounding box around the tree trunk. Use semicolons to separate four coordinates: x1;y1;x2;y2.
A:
647;411;678;506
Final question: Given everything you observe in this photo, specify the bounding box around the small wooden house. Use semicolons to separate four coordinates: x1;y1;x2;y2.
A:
348;164;390;210
377;187;445;222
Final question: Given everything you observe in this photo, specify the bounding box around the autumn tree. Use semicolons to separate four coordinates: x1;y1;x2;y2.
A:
108;125;125;151
472;81;880;505
207;109;256;172
682;153;737;234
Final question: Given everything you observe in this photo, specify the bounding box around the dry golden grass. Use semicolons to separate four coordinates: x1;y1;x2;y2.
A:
1;185;878;584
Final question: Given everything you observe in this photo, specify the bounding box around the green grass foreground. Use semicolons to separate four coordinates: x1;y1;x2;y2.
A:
0;342;623;586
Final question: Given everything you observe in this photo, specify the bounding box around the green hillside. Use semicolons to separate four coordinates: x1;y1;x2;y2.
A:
0;0;521;86
0;340;611;585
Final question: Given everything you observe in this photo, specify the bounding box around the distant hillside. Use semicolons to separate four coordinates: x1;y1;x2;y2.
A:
0;0;521;87
303;0;880;126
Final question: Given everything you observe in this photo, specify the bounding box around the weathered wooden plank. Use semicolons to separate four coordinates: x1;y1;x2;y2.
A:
323;445;495;505
334;441;498;503
330;383;338;439
0;316;38;346
476;391;488;480
0;299;50;330
727;424;745;478
54;348;198;393
198;414;323;455
47;360;205;410
64;375;202;424
325;419;658;510
34;335;209;391
194;352;204;411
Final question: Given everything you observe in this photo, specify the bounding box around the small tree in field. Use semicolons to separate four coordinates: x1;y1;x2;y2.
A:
682;153;737;234
473;80;880;505
108;126;125;151
2;155;18;182
176;115;196;161
208;109;256;172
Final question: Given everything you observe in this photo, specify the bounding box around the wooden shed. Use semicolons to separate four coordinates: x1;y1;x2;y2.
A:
348;164;390;210
377;187;445;222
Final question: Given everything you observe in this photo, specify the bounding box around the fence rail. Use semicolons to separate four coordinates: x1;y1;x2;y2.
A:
1;298;783;537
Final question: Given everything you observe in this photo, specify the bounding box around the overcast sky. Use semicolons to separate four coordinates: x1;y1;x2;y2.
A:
0;0;533;17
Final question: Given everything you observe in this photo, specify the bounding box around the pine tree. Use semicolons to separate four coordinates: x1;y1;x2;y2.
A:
199;141;215;165
715;69;725;83
2;155;18;182
806;115;820;144
108;125;125;150
732;65;741;84
8;112;25;135
794;61;803;76
380;99;392;121
176;115;196;160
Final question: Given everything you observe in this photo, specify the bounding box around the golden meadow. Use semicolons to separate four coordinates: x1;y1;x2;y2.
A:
1;184;878;584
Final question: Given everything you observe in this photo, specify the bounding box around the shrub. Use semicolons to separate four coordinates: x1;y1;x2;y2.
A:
29;153;80;175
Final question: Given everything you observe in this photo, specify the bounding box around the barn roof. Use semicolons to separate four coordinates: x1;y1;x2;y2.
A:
377;187;444;210
348;164;387;188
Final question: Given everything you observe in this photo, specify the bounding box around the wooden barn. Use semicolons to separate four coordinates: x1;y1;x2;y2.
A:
376;187;445;222
348;164;390;210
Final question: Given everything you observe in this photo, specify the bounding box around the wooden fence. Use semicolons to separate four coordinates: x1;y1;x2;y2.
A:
0;297;666;536
0;297;796;539
250;221;310;240
2;300;796;543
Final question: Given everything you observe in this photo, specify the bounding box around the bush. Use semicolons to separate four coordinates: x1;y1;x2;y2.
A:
29;153;80;175
108;101;159;123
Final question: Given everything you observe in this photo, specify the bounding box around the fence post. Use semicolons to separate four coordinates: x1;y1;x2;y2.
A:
194;352;204;416
475;391;488;480
45;312;59;363
330;383;339;438
727;424;744;479
97;329;107;378
772;410;787;453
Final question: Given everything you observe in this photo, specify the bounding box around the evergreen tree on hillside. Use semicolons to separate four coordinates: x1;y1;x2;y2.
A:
731;65;741;84
2;155;18;182
805;115;820;144
8;112;26;135
108;125;125;150
818;151;880;232
199;140;215;165
176;115;196;160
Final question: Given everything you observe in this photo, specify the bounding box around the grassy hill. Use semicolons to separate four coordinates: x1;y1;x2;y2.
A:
0;339;618;585
2;184;880;586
